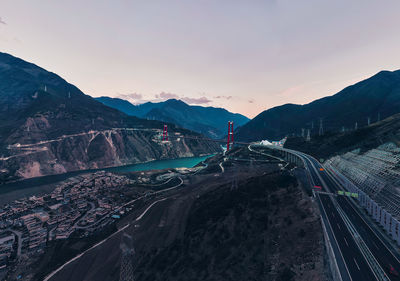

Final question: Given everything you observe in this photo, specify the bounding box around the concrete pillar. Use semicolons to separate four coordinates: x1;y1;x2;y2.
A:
385;212;392;233
380;208;386;228
391;217;397;239
391;218;400;245
360;192;366;206
368;199;373;215
364;193;369;207
373;203;378;221
396;221;400;246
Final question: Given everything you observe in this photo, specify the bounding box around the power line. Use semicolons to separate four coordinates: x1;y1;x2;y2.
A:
120;233;135;281
319;118;324;136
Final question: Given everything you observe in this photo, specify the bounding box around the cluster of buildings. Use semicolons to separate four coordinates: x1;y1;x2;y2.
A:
0;233;14;270
0;171;137;277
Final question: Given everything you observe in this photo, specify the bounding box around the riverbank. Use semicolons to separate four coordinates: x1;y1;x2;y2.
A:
0;154;214;206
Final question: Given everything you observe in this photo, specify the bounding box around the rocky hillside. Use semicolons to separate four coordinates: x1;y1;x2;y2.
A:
96;97;249;139
0;53;221;182
284;112;400;161
236;69;400;141
135;172;323;281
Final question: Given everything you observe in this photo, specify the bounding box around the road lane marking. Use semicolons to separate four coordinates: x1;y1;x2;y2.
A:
323;163;400;268
344;237;349;247
317;194;353;281
353;258;360;270
337;223;341;230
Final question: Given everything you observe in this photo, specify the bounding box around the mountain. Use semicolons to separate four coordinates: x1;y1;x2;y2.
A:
0;52;221;182
95;97;250;139
285;112;400;160
236;70;400;141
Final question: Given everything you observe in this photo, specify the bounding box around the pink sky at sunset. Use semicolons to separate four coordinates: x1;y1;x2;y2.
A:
1;0;400;118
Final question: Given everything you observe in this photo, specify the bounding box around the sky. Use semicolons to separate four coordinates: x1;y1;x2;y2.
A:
1;1;400;118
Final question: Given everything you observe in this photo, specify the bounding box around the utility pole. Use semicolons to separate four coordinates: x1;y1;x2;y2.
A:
355;122;358;130
311;121;314;130
306;129;311;142
367;117;371;126
301;128;305;138
319;119;323;136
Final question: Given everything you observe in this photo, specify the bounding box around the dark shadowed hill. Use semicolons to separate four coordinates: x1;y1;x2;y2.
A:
37;147;324;281
0;52;221;182
96;97;249;139
236;70;400;142
284;112;400;161
0;52;160;146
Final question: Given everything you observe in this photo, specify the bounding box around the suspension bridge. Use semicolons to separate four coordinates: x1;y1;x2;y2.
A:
161;121;251;151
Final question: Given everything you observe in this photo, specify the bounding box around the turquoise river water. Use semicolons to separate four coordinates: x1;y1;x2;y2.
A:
0;155;213;197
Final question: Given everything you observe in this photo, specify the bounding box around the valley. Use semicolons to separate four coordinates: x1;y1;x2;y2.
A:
2;2;400;280
0;53;221;184
1;126;220;183
23;146;323;281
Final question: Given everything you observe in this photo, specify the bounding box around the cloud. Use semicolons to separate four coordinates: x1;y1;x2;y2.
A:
0;17;6;25
154;92;210;104
156;92;180;99
118;93;143;100
117;93;145;104
181;96;211;104
214;95;233;100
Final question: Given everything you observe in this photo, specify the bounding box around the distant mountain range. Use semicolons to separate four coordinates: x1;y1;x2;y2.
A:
95;97;249;139
236;70;400;142
0;52;220;182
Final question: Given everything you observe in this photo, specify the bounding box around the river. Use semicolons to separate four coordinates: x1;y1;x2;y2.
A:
0;155;213;205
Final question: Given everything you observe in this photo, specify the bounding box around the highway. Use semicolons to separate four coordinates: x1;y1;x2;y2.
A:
298;151;400;281
300;154;377;281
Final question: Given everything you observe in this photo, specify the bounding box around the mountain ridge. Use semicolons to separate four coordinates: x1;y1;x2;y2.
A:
236;69;400;142
0;52;221;182
95;97;249;139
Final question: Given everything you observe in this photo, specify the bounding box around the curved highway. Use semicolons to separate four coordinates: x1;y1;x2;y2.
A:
298;151;400;281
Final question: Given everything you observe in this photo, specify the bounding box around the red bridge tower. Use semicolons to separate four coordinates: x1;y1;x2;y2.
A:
227;121;234;151
162;125;168;141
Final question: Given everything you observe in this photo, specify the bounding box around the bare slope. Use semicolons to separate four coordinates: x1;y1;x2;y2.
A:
0;52;221;182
